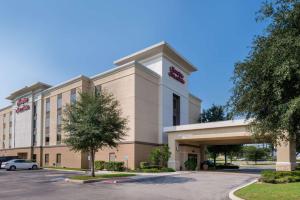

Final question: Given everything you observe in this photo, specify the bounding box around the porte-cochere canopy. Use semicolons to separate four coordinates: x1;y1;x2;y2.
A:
164;120;297;171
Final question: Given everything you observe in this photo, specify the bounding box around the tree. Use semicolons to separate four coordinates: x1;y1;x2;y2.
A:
207;145;224;167
223;145;243;164
149;145;171;168
243;146;268;164
199;104;230;123
229;0;300;146
63;91;127;177
200;104;241;166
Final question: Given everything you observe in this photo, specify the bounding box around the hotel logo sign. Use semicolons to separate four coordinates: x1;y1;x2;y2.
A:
168;66;185;84
16;98;30;113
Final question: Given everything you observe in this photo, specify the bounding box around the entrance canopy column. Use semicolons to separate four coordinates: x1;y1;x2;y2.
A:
276;139;297;171
168;134;180;170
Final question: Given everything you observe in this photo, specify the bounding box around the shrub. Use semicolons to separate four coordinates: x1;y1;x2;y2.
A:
215;164;239;170
260;170;300;184
160;167;176;172
140;162;150;169
95;161;105;170
141;168;161;173
149;145;171;168
104;161;125;171
184;159;197;170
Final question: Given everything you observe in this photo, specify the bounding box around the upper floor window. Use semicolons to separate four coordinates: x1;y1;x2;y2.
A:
173;94;180;126
57;109;62;125
70;88;76;104
46;98;50;112
9;112;12;122
57;94;62;109
94;85;102;96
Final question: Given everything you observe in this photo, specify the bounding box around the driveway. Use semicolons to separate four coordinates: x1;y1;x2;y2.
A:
0;169;259;200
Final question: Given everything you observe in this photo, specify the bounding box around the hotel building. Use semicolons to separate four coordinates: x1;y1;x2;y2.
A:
0;42;201;169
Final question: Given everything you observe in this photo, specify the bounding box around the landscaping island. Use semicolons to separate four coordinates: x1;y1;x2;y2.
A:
235;169;300;200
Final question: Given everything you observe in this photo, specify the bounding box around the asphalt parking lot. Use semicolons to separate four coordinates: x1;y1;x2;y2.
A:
0;168;259;200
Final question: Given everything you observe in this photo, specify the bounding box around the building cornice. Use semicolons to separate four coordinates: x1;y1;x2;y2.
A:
114;41;198;73
42;75;90;95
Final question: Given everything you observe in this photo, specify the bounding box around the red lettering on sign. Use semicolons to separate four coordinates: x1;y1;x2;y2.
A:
16;97;30;113
17;98;29;106
168;66;185;84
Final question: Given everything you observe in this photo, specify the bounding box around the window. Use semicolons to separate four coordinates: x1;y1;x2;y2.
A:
45;154;49;165
70;88;76;103
56;126;61;144
9;112;12;122
45;134;50;145
173;94;180;126
46;98;50;112
45;112;50;128
94;85;102;96
56;154;61;166
45;98;50;146
57;94;62;109
57;109;62;126
109;153;116;162
32;154;37;162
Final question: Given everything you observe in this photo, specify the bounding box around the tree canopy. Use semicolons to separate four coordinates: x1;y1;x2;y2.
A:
200;104;242;166
63;91;127;176
199;104;231;123
229;0;300;144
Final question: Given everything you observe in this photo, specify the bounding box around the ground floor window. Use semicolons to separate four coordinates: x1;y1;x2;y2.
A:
109;153;116;162
56;154;61;166
45;154;49;166
32;154;37;162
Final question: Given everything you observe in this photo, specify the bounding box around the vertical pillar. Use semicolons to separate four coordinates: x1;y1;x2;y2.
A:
168;135;180;170
200;145;207;163
276;139;297;171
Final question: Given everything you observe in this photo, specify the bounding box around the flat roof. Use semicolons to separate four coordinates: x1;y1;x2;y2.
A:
6;82;52;100
114;41;198;73
164;119;251;133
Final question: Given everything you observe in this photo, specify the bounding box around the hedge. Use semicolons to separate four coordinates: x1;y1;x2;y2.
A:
94;161;125;171
260;170;300;184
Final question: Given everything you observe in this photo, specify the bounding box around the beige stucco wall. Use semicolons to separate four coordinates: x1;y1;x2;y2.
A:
0;106;12;150
43;146;85;168
134;66;160;144
134;143;158;167
188;94;201;124
92;67;136;142
94;143;135;169
43;77;90;146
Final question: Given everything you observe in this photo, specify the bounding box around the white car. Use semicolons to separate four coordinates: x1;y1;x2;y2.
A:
1;159;38;171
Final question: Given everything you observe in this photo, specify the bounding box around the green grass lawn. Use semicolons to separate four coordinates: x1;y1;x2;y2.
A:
235;182;300;200
70;173;136;180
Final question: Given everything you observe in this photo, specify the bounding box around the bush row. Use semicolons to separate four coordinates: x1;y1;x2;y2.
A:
215;164;239;170
260;170;300;184
95;161;124;171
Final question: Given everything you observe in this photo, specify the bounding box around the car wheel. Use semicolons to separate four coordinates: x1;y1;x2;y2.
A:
9;166;16;171
32;165;38;170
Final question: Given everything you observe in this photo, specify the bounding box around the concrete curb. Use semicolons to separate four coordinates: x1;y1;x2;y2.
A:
44;168;86;173
228;179;258;200
65;178;107;184
65;172;191;184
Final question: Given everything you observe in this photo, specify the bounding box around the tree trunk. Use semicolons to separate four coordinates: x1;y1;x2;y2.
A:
214;154;217;167
90;149;95;177
224;152;227;165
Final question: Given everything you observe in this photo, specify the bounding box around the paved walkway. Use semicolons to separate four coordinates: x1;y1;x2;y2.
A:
0;169;259;200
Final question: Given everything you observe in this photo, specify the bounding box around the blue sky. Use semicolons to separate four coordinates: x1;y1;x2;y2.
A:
0;0;267;109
